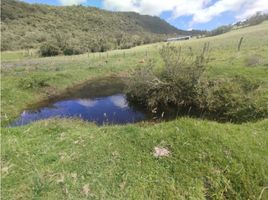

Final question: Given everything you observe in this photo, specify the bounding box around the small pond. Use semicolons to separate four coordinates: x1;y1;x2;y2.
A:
12;77;153;126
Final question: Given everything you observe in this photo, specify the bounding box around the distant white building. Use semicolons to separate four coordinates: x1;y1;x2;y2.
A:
166;36;191;42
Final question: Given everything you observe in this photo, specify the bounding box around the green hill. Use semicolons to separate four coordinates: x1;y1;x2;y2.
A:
1;0;202;52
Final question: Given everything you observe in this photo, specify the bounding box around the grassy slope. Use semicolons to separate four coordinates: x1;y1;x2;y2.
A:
1;22;268;199
1;0;197;51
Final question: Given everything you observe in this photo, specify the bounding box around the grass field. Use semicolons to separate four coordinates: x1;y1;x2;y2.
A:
1;22;268;199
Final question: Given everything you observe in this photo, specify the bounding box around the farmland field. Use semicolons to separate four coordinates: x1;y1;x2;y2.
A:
1;22;268;199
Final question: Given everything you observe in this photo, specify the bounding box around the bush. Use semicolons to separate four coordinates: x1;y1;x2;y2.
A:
120;42;134;50
18;75;50;89
196;76;267;122
63;47;81;56
126;44;208;112
39;43;61;57
126;44;267;122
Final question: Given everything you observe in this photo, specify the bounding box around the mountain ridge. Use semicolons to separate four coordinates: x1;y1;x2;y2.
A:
1;0;203;52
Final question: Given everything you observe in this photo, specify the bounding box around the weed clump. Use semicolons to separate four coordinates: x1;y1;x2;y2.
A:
197;76;267;122
126;44;267;122
18;74;51;90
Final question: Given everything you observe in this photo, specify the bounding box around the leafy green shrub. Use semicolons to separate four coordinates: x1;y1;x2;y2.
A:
127;44;267;122
120;42;134;50
196;76;267;122
127;44;208;112
18;75;50;89
89;44;100;53
63;47;81;56
39;43;61;57
126;65;162;108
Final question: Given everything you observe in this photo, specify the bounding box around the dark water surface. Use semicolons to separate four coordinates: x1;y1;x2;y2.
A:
12;77;149;126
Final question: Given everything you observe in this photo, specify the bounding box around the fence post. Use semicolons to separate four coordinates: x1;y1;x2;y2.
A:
237;37;244;51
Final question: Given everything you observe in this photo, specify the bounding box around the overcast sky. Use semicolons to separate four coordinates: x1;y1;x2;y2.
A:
22;0;268;30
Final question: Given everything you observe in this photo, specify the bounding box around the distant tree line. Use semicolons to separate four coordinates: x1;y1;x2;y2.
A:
206;25;232;37
234;12;268;27
38;33;164;56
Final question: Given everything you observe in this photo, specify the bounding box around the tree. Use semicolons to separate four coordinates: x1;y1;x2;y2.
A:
39;43;60;57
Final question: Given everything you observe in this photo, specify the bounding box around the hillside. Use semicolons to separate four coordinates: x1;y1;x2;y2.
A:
1;0;201;52
206;13;268;37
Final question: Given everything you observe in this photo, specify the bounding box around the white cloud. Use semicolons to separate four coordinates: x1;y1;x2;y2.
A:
191;0;245;24
109;95;128;109
58;0;87;6
103;0;209;16
192;0;268;24
57;0;268;25
77;99;97;107
103;0;268;25
236;0;268;20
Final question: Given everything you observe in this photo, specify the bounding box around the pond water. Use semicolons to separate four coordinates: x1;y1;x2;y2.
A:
12;77;149;126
